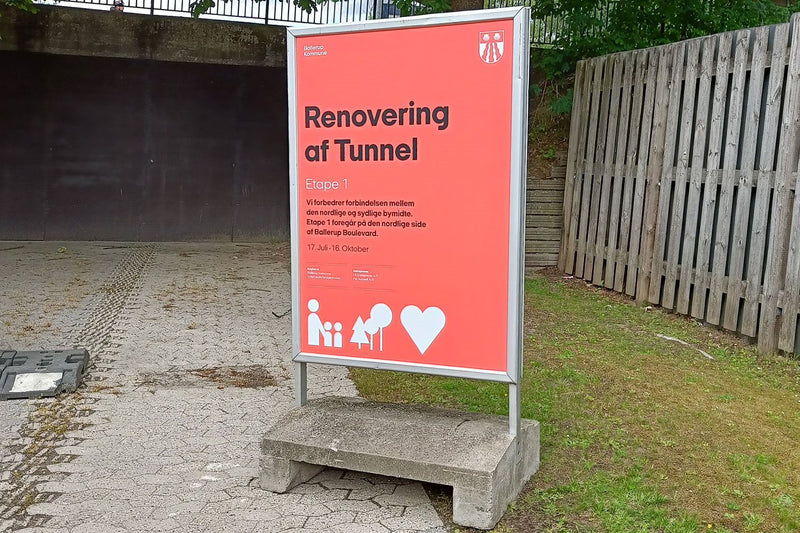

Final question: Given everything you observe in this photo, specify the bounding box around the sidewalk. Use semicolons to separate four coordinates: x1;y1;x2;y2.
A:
0;242;447;532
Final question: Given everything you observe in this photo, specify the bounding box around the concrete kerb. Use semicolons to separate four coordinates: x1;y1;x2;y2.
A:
260;396;540;530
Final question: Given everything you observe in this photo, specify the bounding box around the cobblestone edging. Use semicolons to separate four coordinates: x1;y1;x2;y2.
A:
0;245;155;531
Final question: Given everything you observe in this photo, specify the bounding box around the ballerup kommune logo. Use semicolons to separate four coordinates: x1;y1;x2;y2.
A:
303;44;327;57
479;30;504;63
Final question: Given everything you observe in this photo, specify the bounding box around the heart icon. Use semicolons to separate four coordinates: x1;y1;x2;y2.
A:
400;306;446;355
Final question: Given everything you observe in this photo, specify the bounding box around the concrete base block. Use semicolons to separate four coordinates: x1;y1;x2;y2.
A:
259;455;324;493
260;396;540;530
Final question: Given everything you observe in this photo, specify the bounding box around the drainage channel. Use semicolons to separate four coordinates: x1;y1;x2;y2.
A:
0;245;155;530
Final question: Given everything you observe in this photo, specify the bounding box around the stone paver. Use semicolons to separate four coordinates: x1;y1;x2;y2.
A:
0;242;448;532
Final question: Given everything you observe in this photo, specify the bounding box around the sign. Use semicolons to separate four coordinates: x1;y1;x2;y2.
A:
288;8;529;383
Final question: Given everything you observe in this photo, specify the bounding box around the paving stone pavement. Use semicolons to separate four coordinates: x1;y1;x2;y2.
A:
0;242;448;533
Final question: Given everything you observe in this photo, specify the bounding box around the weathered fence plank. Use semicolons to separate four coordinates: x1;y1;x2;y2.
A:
626;46;674;302
584;55;615;281
779;153;800;350
663;39;701;311
574;58;604;278
559;60;587;273
762;14;800;352
723;26;769;331
676;36;713;316
691;32;731;320
707;30;750;326
604;53;634;289
741;23;790;338
649;43;685;305
613;50;645;293
593;54;624;286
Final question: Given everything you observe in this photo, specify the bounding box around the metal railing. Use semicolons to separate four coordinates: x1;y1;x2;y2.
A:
488;0;615;45
36;0;592;42
37;0;392;25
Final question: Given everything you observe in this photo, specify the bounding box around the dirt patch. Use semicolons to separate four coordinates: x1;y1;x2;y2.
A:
190;365;278;389
137;365;280;389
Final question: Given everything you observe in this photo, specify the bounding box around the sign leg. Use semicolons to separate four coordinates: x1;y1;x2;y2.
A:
295;361;307;407
508;382;520;437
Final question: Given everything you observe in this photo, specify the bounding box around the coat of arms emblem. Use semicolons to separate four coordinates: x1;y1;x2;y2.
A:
479;31;504;64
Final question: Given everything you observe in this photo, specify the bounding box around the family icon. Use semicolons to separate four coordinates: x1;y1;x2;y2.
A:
306;299;343;348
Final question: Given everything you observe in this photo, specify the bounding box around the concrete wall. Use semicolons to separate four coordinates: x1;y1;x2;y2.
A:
0;6;290;241
0;5;286;67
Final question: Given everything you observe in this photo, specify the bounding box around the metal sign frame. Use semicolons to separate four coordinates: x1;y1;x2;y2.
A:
287;7;529;435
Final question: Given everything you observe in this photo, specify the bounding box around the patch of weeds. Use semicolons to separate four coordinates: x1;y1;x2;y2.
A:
586;469;698;533
563;434;593;449
556;349;575;361
19;491;37;512
728;453;778;483
89;384;121;395
743;511;764;531
770;493;800;530
23;442;41;457
770;493;794;509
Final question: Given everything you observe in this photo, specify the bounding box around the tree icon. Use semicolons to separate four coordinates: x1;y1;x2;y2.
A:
349;303;393;351
350;316;369;349
369;303;392;351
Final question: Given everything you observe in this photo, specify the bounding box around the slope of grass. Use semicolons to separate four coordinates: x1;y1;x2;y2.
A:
350;272;800;532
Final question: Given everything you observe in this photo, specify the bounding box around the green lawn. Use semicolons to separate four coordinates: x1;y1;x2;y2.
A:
350;271;800;532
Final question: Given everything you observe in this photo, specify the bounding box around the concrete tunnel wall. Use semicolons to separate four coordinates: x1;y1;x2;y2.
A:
0;6;291;241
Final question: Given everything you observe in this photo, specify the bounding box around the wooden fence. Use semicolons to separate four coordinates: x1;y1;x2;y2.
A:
559;13;800;354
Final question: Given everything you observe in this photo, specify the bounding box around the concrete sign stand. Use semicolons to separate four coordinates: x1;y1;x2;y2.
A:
262;7;539;530
261;397;539;530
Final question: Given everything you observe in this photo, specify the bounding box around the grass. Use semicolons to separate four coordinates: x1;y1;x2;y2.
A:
350;272;800;532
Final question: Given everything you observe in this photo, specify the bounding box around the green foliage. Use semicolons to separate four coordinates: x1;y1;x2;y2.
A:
189;0;216;17
534;0;798;78
1;0;37;13
389;0;448;16
549;89;573;115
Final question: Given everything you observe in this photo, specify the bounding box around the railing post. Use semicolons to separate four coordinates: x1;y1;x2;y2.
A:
371;0;379;21
150;0;154;16
265;0;270;24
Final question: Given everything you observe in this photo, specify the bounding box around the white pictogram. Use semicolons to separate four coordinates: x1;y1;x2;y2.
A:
350;303;392;351
479;30;504;64
400;305;446;355
307;299;342;348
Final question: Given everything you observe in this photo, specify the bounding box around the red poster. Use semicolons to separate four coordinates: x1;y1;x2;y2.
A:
289;10;527;379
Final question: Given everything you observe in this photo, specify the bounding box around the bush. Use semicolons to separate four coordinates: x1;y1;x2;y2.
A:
534;0;800;78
